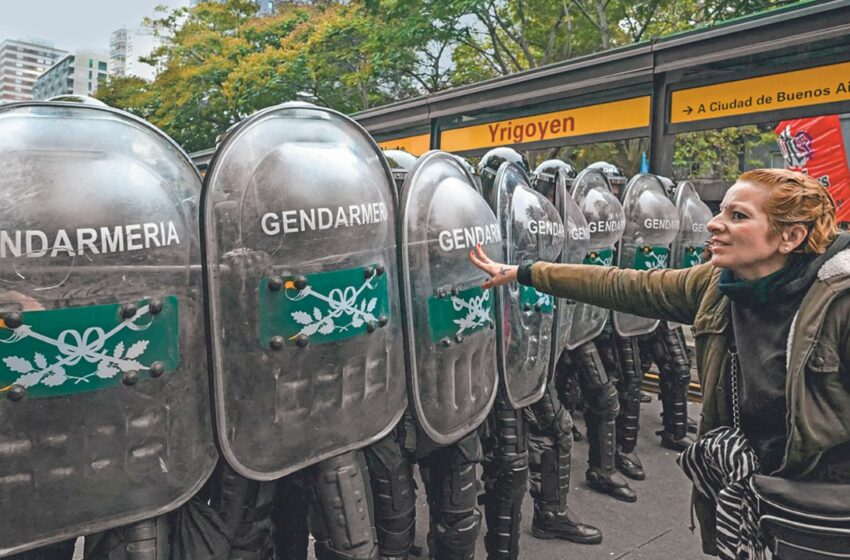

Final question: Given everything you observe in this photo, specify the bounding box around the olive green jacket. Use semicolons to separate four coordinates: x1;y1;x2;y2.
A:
531;252;850;555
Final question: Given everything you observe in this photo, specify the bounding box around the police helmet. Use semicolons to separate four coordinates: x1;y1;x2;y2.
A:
383;149;417;192
478;147;529;201
533;159;577;202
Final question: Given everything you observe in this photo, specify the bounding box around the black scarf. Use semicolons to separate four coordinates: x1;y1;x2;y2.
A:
718;234;850;307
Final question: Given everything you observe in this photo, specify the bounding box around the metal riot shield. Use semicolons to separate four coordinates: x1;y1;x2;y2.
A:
613;174;679;337
202;103;406;479
556;173;590;354
531;169;588;377
0;102;216;555
567;169;625;348
670;181;712;270
492;162;563;409
398;150;500;445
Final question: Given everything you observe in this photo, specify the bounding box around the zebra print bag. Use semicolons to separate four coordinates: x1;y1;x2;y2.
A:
676;349;769;560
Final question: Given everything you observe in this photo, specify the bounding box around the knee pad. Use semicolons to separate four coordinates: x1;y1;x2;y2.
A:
433;510;482;552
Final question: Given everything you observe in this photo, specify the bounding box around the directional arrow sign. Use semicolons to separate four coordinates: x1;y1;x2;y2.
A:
670;61;850;124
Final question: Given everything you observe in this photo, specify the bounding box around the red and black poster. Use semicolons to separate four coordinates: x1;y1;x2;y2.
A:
776;115;850;222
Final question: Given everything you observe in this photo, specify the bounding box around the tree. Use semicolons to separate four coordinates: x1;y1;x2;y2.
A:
98;0;796;153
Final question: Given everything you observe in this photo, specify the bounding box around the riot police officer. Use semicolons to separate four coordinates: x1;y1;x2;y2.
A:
478;148;591;558
553;164;637;502
394;150;503;560
201;103;408;560
607;169;680;480
525;159;604;543
635;178;711;452
0;97;218;559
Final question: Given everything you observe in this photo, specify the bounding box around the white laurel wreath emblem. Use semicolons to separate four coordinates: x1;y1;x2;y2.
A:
451;290;492;336
533;289;553;309
589;253;614;267
644;250;668;270
287;275;380;337
1;304;156;389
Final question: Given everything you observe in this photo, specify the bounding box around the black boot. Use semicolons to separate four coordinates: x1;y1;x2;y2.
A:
615;449;646;481
659;430;695;452
586;466;636;502
530;505;602;544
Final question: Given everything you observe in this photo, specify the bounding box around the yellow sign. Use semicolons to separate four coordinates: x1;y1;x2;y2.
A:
671;61;850;124
440;97;650;153
377;133;430;156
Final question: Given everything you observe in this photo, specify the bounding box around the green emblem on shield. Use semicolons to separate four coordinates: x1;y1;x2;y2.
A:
427;286;494;342
0;296;179;399
583;247;614;267
684;247;702;268
259;264;390;348
634;246;669;270
520;285;554;314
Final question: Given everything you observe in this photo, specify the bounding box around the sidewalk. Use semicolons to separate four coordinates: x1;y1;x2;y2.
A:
409;396;712;560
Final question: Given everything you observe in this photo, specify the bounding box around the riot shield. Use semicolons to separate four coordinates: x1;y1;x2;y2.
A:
532;172;589;375
567;169;625;348
0;102;216;555
202;103;406;479
671;181;712;269
613;174;679;337
398;150;500;445
492;162;562;409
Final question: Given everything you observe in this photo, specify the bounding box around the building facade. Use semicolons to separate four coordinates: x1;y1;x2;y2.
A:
190;0;277;16
0;39;67;103
32;50;110;100
109;28;161;81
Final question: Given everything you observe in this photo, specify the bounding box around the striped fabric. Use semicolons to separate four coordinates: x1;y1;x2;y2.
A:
677;426;769;560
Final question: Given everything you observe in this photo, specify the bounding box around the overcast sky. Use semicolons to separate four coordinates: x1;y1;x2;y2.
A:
1;0;189;53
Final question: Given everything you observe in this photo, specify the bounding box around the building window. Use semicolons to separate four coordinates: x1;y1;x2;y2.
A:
98;61;107;71
88;59;93;68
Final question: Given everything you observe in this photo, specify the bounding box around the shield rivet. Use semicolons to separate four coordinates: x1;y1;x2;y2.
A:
451;287;459;296
437;288;447;299
524;304;531;312
3;312;23;329
149;299;164;315
366;321;377;333
294;276;308;290
589;252;598;259
643;246;651;254
440;337;451;347
364;266;375;279
120;303;138;320
378;315;388;327
123;370;139;386
455;333;464;343
149;361;165;378
7;384;26;401
267;276;283;292
534;303;542;312
295;334;309;348
270;336;285;350
376;264;385;276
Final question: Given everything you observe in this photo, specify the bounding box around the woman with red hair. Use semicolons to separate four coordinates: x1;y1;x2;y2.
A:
471;169;850;559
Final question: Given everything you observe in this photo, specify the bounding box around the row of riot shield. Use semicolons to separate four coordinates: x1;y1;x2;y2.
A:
0;98;712;557
0;101;555;557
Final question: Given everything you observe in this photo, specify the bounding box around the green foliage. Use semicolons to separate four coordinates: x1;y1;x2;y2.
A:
99;0;794;152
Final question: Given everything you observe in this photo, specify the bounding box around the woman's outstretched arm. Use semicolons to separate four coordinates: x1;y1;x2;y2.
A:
470;244;713;325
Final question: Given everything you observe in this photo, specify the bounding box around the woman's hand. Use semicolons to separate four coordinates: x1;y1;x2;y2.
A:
469;243;518;290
